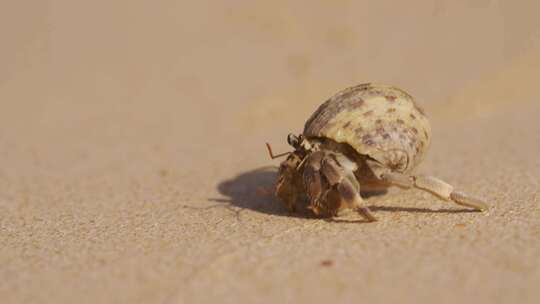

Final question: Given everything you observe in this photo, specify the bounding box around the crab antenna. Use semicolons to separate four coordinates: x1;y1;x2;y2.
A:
265;143;290;159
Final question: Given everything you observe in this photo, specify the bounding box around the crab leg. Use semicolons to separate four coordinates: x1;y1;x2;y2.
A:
320;156;378;221
381;172;488;211
301;151;377;221
335;178;378;222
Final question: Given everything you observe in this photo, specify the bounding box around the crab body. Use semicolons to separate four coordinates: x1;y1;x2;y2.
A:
275;83;487;221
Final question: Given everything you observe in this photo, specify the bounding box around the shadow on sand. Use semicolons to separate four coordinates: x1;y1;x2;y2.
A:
211;166;480;219
210;166;299;217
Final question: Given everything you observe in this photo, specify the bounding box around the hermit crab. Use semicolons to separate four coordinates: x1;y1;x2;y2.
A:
267;83;488;222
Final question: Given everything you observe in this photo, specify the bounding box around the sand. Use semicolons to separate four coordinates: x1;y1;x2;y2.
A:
1;1;539;303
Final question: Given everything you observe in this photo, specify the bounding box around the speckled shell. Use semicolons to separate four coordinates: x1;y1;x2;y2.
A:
303;83;431;174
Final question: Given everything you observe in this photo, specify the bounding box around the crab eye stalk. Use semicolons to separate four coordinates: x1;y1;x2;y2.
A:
287;133;300;148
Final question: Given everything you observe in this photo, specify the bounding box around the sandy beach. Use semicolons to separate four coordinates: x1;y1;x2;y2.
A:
1;1;539;303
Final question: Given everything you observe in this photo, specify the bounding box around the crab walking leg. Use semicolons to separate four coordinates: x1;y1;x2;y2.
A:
321;156;378;221
336;179;378;222
381;172;488;211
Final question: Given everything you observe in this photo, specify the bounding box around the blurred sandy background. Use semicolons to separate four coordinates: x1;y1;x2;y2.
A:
1;1;539;303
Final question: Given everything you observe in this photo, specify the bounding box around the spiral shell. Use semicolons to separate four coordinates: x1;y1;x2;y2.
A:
303;83;431;173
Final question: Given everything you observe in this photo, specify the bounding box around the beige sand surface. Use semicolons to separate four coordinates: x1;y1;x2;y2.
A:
1;1;539;303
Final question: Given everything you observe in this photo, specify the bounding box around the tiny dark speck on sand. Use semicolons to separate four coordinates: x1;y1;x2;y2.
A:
321;260;334;267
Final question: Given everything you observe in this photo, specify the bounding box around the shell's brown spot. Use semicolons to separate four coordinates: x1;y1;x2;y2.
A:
363;110;374;117
369;89;383;97
411;127;418;134
375;119;383;124
386;108;396;113
424;130;429;139
385;95;397;102
382;133;390;139
409;113;416;120
340;94;365;109
362;134;374;145
343;121;351;128
339;89;357;100
396;119;405;124
415;146;421;153
355;126;364;134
